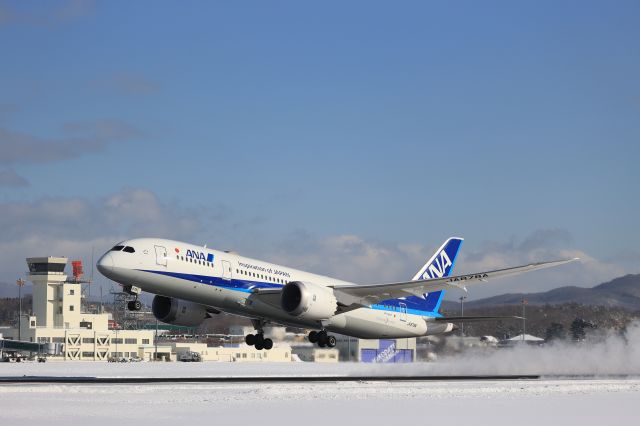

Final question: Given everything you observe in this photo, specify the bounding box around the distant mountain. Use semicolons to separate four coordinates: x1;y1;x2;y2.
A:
0;281;32;298
442;274;640;312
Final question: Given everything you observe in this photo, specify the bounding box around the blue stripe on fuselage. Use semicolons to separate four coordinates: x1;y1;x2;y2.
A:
139;269;282;293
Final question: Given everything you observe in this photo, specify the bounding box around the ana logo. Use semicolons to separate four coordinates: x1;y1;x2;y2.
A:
422;250;452;279
186;249;215;263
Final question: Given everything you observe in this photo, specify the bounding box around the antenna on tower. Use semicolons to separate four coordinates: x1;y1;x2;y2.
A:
90;246;94;283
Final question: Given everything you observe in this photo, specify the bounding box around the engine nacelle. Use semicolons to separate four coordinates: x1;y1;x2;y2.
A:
152;295;208;327
280;281;337;320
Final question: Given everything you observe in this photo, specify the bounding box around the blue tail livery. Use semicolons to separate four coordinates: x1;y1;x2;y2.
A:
376;237;464;317
412;237;464;280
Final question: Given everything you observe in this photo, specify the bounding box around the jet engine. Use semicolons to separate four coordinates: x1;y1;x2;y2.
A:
280;281;337;320
151;295;208;327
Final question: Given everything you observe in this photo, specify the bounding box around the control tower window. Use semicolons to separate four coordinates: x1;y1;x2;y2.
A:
123;246;135;253
111;245;124;251
28;262;66;274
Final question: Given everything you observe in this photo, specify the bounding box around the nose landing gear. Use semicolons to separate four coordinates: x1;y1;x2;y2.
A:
127;299;142;311
308;330;336;348
124;285;142;311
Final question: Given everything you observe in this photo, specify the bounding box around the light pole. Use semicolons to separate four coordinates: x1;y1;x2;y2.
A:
521;298;527;341
16;279;25;341
459;295;467;336
155;318;158;362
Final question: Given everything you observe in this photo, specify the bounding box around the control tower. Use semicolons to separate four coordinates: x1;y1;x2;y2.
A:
27;257;82;328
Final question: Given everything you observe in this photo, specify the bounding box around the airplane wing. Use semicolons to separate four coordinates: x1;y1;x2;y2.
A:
330;258;578;306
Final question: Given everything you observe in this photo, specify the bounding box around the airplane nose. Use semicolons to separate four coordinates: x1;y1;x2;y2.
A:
97;253;114;277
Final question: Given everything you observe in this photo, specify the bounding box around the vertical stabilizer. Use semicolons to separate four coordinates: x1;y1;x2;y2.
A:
412;237;464;281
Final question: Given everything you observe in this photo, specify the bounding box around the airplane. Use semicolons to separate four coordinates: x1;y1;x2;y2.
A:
96;237;577;350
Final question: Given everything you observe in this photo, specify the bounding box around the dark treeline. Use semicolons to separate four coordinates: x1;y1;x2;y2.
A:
441;303;640;339
0;295;33;325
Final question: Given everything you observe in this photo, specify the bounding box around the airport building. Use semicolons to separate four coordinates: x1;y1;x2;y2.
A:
291;345;339;363
3;256;155;361
172;341;293;362
335;335;417;362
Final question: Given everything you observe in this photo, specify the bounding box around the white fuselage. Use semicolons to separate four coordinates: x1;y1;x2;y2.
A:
97;238;452;339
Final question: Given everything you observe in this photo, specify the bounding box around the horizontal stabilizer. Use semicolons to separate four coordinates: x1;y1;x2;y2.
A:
434;316;523;323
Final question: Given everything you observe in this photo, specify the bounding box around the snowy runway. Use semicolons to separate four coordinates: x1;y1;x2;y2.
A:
1;363;638;425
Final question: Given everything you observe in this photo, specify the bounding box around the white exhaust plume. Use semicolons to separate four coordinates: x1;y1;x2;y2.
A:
366;321;640;377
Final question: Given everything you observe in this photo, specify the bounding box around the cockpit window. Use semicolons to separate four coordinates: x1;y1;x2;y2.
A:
123;246;135;253
111;245;124;251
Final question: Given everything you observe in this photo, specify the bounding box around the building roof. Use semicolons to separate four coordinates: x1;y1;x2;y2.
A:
507;333;544;342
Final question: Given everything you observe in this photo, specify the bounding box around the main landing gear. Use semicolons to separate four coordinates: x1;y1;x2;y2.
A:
245;333;273;350
308;330;336;348
245;319;274;351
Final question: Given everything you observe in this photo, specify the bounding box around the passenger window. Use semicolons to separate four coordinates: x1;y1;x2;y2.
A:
123;246;135;253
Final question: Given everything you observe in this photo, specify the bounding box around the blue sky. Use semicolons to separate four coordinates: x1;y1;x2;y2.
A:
0;1;638;298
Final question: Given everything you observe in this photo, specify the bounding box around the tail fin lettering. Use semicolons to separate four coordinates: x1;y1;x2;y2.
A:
412;237;464;281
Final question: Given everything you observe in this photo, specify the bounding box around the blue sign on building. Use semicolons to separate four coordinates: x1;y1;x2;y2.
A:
360;339;414;363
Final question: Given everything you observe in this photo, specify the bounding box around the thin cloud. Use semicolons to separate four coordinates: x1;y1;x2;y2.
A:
0;169;29;187
0;103;19;120
265;229;632;298
0;188;210;295
61;119;142;140
267;231;431;284
0;188;203;243
91;73;160;96
452;230;629;299
0;119;141;165
0;0;95;28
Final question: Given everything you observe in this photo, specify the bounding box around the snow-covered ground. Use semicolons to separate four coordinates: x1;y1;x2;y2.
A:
0;375;637;426
1;362;639;426
3;324;640;426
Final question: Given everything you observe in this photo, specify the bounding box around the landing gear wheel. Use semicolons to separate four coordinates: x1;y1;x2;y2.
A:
326;335;337;348
308;331;318;343
254;333;265;350
263;338;273;350
317;330;328;347
127;300;142;311
245;334;256;346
